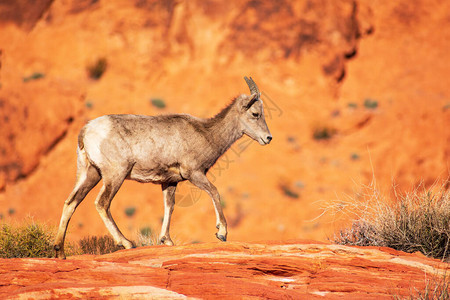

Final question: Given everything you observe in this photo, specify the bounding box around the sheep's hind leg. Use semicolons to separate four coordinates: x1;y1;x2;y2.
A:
159;182;177;246
54;165;101;259
95;172;134;249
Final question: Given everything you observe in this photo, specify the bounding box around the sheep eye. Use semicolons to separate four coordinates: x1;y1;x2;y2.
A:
252;112;259;118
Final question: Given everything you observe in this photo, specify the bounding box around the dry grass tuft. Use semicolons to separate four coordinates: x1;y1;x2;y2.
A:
330;179;450;261
394;272;449;300
78;235;122;255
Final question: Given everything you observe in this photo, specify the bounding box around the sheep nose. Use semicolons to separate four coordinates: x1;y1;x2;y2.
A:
266;135;272;143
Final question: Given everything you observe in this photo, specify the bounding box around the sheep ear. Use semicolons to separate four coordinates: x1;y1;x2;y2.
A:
243;93;258;111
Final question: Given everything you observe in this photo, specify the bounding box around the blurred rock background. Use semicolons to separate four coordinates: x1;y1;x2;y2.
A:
0;0;448;244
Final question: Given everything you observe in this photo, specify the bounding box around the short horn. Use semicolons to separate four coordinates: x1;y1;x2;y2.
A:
244;76;260;97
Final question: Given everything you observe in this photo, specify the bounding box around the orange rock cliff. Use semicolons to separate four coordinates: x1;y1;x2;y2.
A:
0;0;449;245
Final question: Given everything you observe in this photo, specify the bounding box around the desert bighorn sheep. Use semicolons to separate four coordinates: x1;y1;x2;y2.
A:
54;77;272;259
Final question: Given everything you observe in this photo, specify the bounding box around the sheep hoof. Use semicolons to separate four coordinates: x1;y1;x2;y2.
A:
216;233;227;242
159;236;174;246
55;252;66;260
54;250;66;260
54;245;67;259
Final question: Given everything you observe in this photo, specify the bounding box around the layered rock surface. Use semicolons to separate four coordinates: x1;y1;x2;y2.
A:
1;241;448;299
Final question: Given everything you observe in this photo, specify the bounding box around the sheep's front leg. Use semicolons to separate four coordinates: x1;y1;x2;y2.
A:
189;171;227;242
159;182;177;246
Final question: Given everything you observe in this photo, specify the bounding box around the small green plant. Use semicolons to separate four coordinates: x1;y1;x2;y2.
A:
8;208;15;215
23;72;45;82
137;227;159;246
363;98;378;109
0;221;54;258
295;181;305;189
85;100;94;109
140;226;152;237
78;235;122;255
443;103;450;111
87;58;107;80
150;98;166;109
280;184;300;199
350;153;360;161
313;126;336;140
347;102;358;108
124;206;136;217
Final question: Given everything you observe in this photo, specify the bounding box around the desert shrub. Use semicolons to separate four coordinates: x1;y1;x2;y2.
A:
124;206;136;217
150;98;166;109
78;231;163;254
87;57;107;79
0;221;80;258
23;72;45;82
78;235;122;255
363;98;378;109
140;226;153;237
313;126;336;140
279;183;300;199
334;221;378;247
443;103;450;111
0;221;54;258
350;153;360;161
333;181;450;260
137;226;183;247
85;100;94;109
137;227;158;246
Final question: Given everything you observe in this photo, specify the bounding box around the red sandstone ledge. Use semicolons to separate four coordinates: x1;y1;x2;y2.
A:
1;241;448;299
